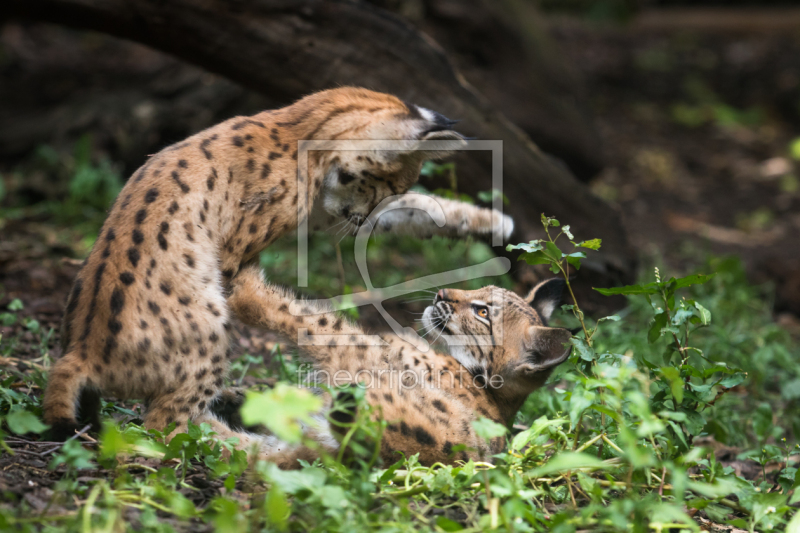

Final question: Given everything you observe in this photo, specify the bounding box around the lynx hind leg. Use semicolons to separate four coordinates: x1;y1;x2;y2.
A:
43;351;102;440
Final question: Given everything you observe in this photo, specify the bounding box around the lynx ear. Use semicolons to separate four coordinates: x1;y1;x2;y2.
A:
519;326;572;374
525;278;566;323
405;103;466;158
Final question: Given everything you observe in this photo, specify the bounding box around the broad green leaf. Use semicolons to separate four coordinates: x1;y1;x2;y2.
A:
7;299;23;311
570;337;596;362
265;487;289;531
472;417;507;442
6;409;48;435
669;273;715;289
660;366;684;404
693;301;711;325
241;384;322;443
577;238;602;250
648;312;668;344
319;485;348;509
510;417;567;451
527;452;609;477
517;250;550;266
786;507;800;533
506;241;544;254
672;307;694;327
436;516;464;532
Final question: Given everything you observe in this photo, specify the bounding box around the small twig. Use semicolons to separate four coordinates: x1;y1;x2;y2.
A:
40;424;92;456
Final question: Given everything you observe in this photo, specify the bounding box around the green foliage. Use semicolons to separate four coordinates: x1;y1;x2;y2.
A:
0;135;122;242
1;212;798;531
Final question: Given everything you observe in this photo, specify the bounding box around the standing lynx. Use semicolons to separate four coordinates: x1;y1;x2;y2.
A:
44;87;513;454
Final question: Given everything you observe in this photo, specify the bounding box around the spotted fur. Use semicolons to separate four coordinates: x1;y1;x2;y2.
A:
228;268;571;468
44;87;513;450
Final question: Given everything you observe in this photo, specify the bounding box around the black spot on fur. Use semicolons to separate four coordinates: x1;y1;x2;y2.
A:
157;233;168;251
259;162;272;180
178;159;188;169
171;171;190;194
127;248;140;267
178;296;191;305
443;441;453;456
339;171;357;185
432;400;448;414
168;201;179;215
135;209;147;224
105;228;116;241
268;152;282;160
119;272;135;285
414;426;436;446
183;254;195;268
159;281;172;296
110;288;125;315
144;188;159;203
147;301;160;314
132;229;144;245
222;269;234;278
232;136;244;147
107;319;122;335
209;332;219;343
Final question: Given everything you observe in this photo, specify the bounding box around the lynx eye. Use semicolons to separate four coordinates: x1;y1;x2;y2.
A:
473;305;489;320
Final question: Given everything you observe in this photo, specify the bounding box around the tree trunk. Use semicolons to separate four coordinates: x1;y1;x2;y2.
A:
2;0;634;284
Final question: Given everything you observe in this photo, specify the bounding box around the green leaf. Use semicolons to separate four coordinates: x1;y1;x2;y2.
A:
517;250;550;266
527;452;609;477
379;458;405;484
319;486;348;509
693;301;711;325
660;367;684;404
510;417;567;451
785;507;800;533
648;312;668;344
570;338;596;362
568;386;594;430
436;516;464;532
265;487;289;531
240;384;322;443
6;409;48;435
594;282;661;296
669;273;715;289
7;298;23;311
506;240;544;254
472;417;507;443
577;238;602;250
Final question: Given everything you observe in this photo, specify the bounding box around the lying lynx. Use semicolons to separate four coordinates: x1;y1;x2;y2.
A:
44;87;513;451
228;266;571;467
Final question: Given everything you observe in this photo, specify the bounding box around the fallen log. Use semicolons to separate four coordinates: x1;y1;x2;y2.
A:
2;0;634;284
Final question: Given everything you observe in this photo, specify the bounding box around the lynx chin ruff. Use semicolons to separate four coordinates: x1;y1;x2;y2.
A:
44;87;513;451
227;267;571;468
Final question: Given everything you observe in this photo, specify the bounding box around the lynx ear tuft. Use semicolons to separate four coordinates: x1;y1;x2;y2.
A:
525;278;566;323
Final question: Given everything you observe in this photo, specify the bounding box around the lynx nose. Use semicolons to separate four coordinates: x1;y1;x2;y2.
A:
435;289;450;303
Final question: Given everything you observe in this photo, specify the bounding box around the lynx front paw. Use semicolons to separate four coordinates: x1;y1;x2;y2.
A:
485;211;514;242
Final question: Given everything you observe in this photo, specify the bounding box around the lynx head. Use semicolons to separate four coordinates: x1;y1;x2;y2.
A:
294;88;465;227
422;279;572;395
